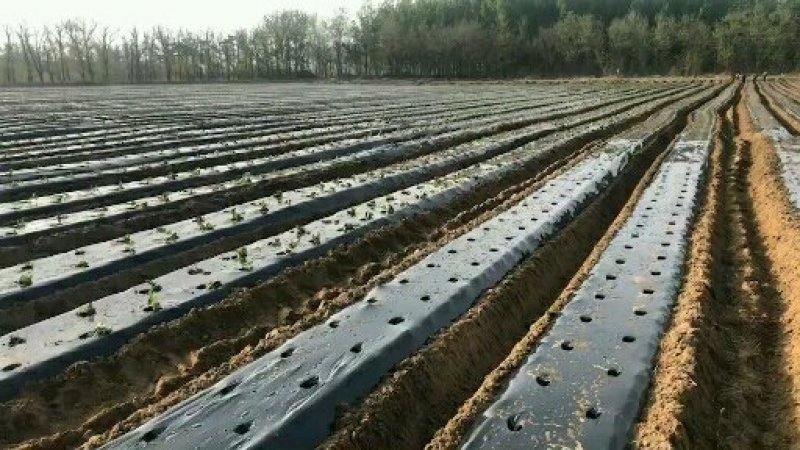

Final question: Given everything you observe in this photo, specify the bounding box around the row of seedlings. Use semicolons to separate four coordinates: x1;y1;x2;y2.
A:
1;86;603;188
0;86;672;238
0;85;570;158
1;87;560;171
0;86;688;239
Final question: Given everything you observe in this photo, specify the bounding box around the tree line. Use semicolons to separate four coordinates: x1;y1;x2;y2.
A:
1;0;798;85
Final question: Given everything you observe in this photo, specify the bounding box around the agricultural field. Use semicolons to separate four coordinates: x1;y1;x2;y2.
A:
1;78;799;449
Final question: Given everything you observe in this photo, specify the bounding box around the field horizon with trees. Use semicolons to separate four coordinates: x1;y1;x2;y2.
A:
1;0;799;85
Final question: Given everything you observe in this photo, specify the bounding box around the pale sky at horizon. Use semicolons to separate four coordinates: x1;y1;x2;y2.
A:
0;0;366;32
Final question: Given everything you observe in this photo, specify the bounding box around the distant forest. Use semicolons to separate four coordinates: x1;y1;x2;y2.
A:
1;0;799;85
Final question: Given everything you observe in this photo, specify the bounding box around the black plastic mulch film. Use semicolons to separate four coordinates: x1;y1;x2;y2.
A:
102;85;725;450
461;85;736;450
0;86;699;400
105;124;632;449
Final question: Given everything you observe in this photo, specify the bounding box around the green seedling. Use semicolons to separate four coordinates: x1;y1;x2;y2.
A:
18;273;32;287
237;247;248;263
295;226;307;237
75;260;89;268
310;233;321;245
347;208;356;217
144;289;162;312
195;216;215;231
230;208;243;223
165;232;179;243
236;247;252;271
20;262;33;271
95;323;112;336
77;303;96;318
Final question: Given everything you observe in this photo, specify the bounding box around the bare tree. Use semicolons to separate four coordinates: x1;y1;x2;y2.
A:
98;27;115;82
329;9;348;77
155;27;173;82
3;26;16;84
54;23;70;82
42;27;55;83
17;24;45;83
66;19;97;82
46;24;69;83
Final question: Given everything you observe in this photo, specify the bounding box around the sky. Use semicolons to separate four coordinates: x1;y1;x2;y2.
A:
0;0;365;31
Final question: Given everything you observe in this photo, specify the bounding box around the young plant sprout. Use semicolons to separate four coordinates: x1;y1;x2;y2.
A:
237;247;248;263
18;273;32;287
94;323;112;336
145;289;162;312
195;216;215;231
77;303;96;318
